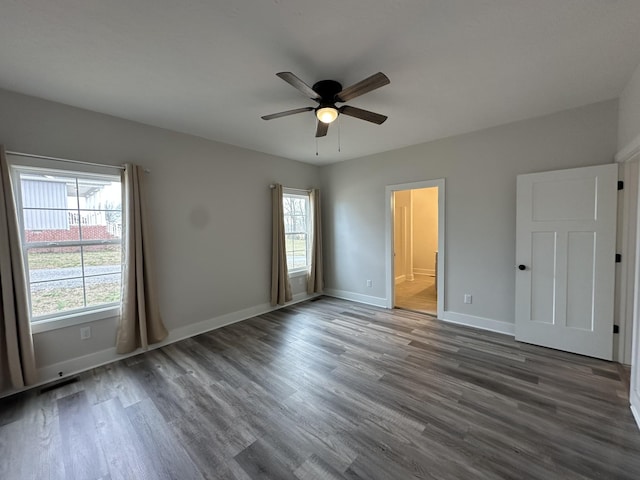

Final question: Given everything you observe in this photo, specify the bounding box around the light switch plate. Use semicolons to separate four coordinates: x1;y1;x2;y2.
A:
80;326;91;340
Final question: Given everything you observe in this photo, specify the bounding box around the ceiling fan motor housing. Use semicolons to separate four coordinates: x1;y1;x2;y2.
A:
312;80;343;107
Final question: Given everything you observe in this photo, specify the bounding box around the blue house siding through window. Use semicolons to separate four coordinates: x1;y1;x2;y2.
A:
21;179;68;230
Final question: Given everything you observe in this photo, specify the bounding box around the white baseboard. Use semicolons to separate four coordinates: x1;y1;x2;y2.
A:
413;268;435;276
12;295;516;399
395;275;405;285
440;311;515;336
323;289;514;336
631;403;640;432
37;347;120;384
4;292;318;399
631;387;640;431
324;288;387;308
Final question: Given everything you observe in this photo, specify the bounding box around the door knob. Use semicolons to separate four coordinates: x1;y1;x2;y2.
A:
518;264;527;271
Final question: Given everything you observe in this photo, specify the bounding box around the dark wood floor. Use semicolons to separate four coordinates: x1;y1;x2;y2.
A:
395;275;437;315
1;297;639;480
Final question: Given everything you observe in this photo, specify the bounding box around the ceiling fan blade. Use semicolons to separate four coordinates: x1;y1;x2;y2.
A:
276;72;320;101
261;107;314;120
336;72;390;102
339;105;388;125
316;120;329;137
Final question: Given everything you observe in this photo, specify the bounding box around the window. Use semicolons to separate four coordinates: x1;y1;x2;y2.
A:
283;190;311;273
12;166;123;324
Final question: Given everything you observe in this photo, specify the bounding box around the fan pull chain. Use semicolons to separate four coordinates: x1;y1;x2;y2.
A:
313;113;319;156
338;115;341;153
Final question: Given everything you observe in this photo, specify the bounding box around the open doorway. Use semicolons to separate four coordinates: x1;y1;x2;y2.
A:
386;180;445;318
393;187;438;314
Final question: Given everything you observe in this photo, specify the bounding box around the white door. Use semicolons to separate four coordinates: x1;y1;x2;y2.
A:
515;164;618;360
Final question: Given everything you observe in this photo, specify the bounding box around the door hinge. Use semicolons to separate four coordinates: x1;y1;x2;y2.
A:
613;325;620;334
616;253;622;263
618;180;624;190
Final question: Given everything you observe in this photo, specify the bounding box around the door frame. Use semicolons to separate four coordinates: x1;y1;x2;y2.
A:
617;138;640;429
385;179;445;318
617;159;638;365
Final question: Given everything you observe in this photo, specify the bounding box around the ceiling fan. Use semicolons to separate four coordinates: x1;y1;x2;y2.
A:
261;71;390;137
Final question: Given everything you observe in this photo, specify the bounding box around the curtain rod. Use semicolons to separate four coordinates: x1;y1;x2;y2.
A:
269;184;311;193
7;150;126;171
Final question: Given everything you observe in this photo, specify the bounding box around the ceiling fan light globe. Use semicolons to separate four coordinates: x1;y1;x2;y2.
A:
316;107;338;124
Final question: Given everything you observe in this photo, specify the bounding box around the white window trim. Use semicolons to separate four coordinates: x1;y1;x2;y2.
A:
289;269;308;278
283;188;311;276
9;157;123;330
30;306;119;333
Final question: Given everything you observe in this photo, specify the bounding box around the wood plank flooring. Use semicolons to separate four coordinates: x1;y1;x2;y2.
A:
1;296;639;479
395;275;437;315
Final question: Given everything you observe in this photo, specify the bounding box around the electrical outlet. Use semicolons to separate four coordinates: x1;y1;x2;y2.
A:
80;326;91;340
366;279;372;288
464;294;472;304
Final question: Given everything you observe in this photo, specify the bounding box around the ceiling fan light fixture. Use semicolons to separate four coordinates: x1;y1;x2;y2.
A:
262;72;389;139
316;106;338;124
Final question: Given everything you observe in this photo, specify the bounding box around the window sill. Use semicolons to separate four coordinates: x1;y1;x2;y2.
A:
31;306;120;334
288;269;308;278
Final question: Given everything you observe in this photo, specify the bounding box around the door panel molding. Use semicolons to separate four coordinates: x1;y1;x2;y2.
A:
515;164;618;360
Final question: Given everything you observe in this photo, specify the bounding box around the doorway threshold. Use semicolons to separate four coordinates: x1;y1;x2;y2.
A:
394;306;437;318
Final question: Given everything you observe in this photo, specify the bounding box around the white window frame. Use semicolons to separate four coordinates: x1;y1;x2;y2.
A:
9;157;123;332
282;188;311;276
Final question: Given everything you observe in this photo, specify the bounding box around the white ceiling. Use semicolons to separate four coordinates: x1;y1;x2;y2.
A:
1;1;640;165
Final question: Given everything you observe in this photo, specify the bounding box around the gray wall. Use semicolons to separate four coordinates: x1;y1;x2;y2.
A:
619;61;640;151
320;100;618;326
0;88;318;375
0;86;622;390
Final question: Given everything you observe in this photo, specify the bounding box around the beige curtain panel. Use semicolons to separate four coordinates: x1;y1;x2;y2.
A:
271;184;292;306
116;164;168;354
0;145;37;391
307;188;324;294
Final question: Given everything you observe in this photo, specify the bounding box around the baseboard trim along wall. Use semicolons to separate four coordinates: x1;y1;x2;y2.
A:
3;292;319;399
413;268;435;276
631;403;640;431
323;288;388;308
440;311;515;336
14;291;516;399
323;289;515;335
